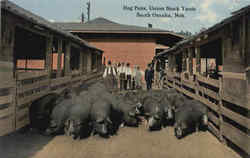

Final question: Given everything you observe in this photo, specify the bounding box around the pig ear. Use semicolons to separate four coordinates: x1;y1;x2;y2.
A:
96;118;104;123
106;117;112;124
154;114;160;120
129;111;136;117
136;102;142;108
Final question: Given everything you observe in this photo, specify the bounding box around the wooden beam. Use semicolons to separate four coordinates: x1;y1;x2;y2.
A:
17;71;48;81
222;106;250;129
45;36;53;78
86;50;92;73
57;39;63;77
222;122;250;155
64;42;71;76
219;72;246;80
223;93;249;110
195;33;222;47
197;74;220;88
79;51;84;74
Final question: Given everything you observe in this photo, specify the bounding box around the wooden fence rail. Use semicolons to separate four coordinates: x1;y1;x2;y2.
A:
163;71;250;155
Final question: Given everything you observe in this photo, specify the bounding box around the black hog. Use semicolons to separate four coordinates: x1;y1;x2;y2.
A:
174;101;208;139
110;95;141;132
45;98;73;135
29;93;59;131
90;99;113;137
64;96;92;140
29;89;72;132
141;96;164;131
186;99;208;129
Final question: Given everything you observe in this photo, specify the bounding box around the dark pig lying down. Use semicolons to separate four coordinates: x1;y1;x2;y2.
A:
64;96;92;140
29;89;72;132
29;93;59;131
141;96;165;131
45;98;73;135
90;99;113;137
111;95;141;130
174;100;208;139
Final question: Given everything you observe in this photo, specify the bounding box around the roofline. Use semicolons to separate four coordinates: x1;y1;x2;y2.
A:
68;30;185;39
1;0;103;53
156;5;250;58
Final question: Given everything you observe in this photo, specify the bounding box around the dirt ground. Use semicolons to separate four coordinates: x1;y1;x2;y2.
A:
0;125;241;158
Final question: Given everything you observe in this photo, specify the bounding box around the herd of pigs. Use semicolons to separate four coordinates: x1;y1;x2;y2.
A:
29;81;208;140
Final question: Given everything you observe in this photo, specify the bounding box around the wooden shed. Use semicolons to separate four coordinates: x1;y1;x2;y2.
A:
0;0;103;136
155;5;250;156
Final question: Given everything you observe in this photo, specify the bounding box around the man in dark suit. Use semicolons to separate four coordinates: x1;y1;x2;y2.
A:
145;64;153;90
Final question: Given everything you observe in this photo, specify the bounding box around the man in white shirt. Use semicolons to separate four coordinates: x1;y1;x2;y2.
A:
116;63;121;89
125;63;132;90
119;62;126;91
103;60;117;92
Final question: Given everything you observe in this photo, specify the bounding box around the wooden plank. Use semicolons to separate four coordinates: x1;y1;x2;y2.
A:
17;90;49;106
16;107;30;130
0;95;12;106
199;86;220;100
0;106;14;119
223;93;249;110
17;71;48;80
199;96;219;112
17;79;49;94
50;76;71;87
197;75;220;88
182;79;196;89
208;111;220;126
51;87;69;94
0;113;15;136
0;81;15;89
222;122;250;155
222;106;250;129
208;121;220;140
219;72;247;80
71;70;81;76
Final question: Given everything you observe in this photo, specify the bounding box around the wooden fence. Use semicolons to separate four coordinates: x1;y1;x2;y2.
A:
163;71;250;155
0;70;103;136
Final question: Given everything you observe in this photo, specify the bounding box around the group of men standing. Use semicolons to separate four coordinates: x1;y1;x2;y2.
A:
103;61;143;92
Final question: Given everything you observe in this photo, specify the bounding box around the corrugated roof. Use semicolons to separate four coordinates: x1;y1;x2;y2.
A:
54;17;184;38
1;0;102;53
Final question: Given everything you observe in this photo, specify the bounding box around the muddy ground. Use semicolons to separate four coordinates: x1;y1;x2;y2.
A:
0;124;241;158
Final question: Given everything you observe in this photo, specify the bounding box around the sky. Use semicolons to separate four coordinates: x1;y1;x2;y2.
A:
8;0;250;33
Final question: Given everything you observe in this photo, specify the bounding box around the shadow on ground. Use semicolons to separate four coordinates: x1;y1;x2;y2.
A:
0;129;53;158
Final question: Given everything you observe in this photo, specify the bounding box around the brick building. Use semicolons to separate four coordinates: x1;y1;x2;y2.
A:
55;17;183;70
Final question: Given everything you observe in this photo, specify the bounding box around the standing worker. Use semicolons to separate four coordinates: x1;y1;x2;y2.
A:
103;60;117;92
145;64;153;90
120;62;126;91
125;63;132;90
131;65;137;90
116;63;121;89
135;66;142;89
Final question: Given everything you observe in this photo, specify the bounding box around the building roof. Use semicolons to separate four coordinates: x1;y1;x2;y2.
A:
1;0;102;53
156;4;250;58
54;17;184;38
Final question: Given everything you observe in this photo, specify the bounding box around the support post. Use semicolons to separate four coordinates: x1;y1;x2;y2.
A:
64;42;71;76
79;50;84;75
56;39;63;77
218;77;224;142
86;50;92;73
196;47;201;74
45;36;53;78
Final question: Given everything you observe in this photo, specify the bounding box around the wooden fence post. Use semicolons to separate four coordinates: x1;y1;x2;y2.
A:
218;77;224;142
56;39;62;78
195;75;199;97
64;42;71;76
